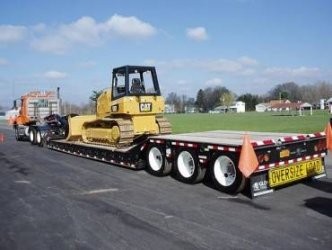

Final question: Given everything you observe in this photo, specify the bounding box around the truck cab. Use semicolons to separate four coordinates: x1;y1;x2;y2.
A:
12;90;61;141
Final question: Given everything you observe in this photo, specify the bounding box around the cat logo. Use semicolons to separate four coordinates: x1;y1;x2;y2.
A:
140;102;152;112
111;105;118;112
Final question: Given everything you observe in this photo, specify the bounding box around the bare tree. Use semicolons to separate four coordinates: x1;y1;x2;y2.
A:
268;82;302;101
220;92;235;108
166;92;181;112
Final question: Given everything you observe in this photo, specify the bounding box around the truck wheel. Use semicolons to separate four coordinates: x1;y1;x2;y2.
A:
29;128;36;145
210;154;246;194
146;145;172;176
36;130;43;147
14;127;22;141
175;149;206;183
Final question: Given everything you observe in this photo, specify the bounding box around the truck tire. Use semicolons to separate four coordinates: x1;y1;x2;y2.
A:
146;145;172;176
29;127;36;145
175;149;206;183
14;126;22;141
36;129;43;147
210;154;246;194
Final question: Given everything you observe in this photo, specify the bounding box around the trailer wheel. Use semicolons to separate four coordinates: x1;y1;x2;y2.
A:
146;145;172;176
210;154;246;194
29;127;36;145
175;149;206;183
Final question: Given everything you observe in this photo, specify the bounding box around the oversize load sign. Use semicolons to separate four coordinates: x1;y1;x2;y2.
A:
140;102;152;112
268;158;323;187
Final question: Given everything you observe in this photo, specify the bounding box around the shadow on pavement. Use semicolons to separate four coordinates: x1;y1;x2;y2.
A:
303;179;332;194
304;197;332;218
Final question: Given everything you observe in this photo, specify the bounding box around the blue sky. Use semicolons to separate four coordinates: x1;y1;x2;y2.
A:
0;0;331;108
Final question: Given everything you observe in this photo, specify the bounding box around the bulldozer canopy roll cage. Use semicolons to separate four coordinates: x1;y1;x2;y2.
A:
112;65;161;100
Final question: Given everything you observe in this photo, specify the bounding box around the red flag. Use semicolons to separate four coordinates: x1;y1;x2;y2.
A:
238;134;259;178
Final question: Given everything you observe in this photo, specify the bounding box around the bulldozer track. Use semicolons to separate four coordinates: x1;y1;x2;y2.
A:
81;116;171;148
114;118;135;146
82;118;134;148
156;116;172;134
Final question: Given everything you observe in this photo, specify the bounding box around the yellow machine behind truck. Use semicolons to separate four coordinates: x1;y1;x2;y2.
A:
66;65;171;146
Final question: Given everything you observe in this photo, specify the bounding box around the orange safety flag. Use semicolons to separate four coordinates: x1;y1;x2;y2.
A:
238;134;259;178
325;122;332;150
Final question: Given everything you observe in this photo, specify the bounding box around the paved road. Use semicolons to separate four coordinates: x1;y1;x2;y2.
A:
0;123;331;250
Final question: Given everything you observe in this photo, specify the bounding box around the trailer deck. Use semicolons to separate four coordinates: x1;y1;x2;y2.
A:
154;130;302;146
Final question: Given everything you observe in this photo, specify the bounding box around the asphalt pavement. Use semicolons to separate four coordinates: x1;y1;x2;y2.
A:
0;123;331;250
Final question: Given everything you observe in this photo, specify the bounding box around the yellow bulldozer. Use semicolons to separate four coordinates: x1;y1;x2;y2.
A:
66;65;171;147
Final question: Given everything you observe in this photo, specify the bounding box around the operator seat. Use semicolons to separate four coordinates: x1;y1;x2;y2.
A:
130;78;144;93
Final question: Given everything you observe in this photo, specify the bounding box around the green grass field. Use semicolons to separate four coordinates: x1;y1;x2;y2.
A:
1;110;330;135
166;110;331;134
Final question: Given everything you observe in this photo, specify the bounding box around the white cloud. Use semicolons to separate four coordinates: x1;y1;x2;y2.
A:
206;57;259;73
292;66;320;77
59;16;103;45
105;14;156;38
206;59;243;72
0;25;27;43
148;57;260;75
31;23;47;33
205;78;223;86
31;35;70;55
0;58;9;66
240;68;256;76
186;27;208;41
264;66;321;78
31;14;156;54
237;56;258;66
44;70;68;79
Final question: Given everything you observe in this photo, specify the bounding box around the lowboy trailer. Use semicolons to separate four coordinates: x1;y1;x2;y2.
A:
46;129;328;197
20;65;329;197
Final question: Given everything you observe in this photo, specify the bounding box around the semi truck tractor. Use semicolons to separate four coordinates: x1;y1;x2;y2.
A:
11;88;61;141
23;65;328;197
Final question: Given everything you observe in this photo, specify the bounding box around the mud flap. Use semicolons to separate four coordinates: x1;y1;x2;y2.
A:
249;172;273;198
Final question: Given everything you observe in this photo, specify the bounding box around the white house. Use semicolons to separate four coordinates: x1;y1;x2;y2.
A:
229;101;245;113
326;97;332;104
255;103;270;112
320;99;325;110
326;97;332;113
299;102;313;116
165;104;175;113
211;106;228;113
212;101;245;113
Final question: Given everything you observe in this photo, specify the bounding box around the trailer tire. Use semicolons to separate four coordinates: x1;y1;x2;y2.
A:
175;149;206;183
210;154;246;194
29;127;36;145
146;145;172;176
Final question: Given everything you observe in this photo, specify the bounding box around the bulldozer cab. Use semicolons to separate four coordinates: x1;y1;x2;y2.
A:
112;65;161;100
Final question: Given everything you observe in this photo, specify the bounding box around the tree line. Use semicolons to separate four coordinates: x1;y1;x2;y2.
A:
166;81;332;112
52;80;332;115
